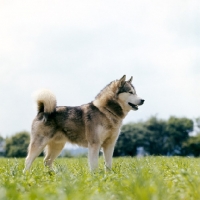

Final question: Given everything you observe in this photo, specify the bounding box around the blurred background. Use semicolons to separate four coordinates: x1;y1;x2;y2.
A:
0;1;200;156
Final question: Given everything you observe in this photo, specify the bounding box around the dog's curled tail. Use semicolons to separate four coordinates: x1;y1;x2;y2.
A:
33;89;57;114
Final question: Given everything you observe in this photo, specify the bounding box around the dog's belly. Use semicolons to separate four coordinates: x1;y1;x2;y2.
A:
61;128;88;147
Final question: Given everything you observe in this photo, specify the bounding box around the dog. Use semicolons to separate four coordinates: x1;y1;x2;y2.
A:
23;75;144;172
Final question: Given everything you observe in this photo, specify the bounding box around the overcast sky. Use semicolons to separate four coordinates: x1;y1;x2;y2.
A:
0;0;200;137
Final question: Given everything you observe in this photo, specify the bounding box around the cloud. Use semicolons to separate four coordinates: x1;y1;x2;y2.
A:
0;0;200;136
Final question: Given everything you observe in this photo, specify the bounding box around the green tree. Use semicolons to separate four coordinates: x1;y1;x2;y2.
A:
114;116;167;156
5;131;30;157
164;117;193;155
196;117;200;129
0;135;5;156
144;116;167;155
114;122;149;156
182;134;200;156
0;135;4;142
114;116;193;157
0;135;4;143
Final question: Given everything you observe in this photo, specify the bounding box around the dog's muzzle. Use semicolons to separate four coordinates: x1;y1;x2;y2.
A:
128;99;145;110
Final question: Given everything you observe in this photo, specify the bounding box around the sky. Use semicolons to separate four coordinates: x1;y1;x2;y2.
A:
0;0;200;137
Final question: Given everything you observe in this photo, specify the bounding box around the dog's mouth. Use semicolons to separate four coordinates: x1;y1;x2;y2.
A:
128;102;138;110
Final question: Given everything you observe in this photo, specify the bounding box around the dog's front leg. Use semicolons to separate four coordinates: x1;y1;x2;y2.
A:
102;140;117;170
88;143;101;171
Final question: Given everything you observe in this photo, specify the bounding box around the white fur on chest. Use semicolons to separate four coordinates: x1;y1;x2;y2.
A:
96;125;120;144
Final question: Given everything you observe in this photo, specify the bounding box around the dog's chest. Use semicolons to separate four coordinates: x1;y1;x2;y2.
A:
97;124;120;143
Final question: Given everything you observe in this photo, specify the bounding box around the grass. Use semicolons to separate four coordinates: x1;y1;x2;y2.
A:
0;157;200;200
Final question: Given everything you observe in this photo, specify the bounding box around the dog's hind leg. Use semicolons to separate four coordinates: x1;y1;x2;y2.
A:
44;141;65;169
23;136;49;173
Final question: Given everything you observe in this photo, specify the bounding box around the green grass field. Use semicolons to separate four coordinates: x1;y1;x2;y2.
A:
0;157;200;200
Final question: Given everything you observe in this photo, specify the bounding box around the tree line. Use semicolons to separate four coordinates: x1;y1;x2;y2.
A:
114;116;200;157
0;116;200;157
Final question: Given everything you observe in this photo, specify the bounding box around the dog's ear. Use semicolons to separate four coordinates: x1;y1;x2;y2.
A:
119;75;126;87
128;76;133;83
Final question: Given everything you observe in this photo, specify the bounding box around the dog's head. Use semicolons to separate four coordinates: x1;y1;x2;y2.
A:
117;75;145;111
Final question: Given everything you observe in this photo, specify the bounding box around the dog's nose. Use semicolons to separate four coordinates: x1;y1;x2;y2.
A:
141;99;145;104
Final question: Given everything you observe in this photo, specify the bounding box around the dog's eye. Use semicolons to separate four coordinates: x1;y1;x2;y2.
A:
129;92;133;94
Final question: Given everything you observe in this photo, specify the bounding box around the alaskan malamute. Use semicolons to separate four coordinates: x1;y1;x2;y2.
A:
23;75;144;172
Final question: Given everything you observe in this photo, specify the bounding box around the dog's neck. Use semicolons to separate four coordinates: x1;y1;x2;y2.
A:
105;99;124;118
104;106;119;118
